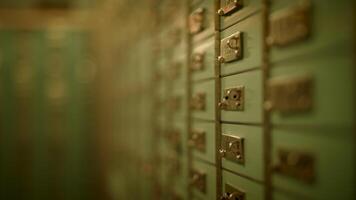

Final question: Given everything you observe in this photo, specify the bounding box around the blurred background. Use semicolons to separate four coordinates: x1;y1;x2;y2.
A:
0;0;166;199
1;1;355;200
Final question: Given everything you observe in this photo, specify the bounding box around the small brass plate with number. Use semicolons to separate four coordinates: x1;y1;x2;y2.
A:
190;169;206;193
269;0;311;47
274;149;315;183
268;75;313;113
219;86;244;111
221;184;245;200
221;134;244;164
219;32;243;63
189;8;205;34
188;129;206;152
190;92;206;111
218;0;243;16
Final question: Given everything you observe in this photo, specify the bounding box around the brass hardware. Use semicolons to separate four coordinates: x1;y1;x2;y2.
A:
219;149;227;157
191;52;205;71
189;8;205;34
221;134;244;163
274;149;315;183
268;75;313;113
220;184;245;200
220;32;243;63
190;92;206;111
218;0;243;16
190;170;206;193
268;0;311;46
219;86;244;111
218;56;225;63
188;129;206;152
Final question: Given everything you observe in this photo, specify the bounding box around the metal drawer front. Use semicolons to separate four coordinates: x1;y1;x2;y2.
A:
269;0;353;63
271;128;354;199
222;170;265;200
219;0;263;30
191;38;215;81
268;55;354;127
220;13;263;76
191;80;215;121
191;160;217;199
221;124;264;181
220;70;262;124
191;121;215;164
189;0;214;43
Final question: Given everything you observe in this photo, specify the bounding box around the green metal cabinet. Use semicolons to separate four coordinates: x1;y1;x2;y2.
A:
219;0;262;30
192;79;216;121
222;170;265;200
269;54;354;127
220;70;263;123
191;120;216;164
191;38;215;81
221;124;264;181
269;0;354;63
191;0;215;43
271;127;354;199
220;13;263;76
191;160;217;200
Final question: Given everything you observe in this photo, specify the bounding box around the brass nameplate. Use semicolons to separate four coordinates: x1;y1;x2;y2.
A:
189;8;205;34
190;92;206;111
188;129;206;152
221;184;245;200
274;149;315;183
220;32;243;63
191;52;205;71
269;0;311;46
218;0;243;16
190;169;206;193
268;75;313;113
219;86;244;111
221;134;244;164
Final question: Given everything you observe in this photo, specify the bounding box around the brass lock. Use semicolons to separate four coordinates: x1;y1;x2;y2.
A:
268;0;311;46
220;134;244;163
191;52;205;71
189;8;205;34
218;0;243;16
267;75;313;113
219;32;243;63
219;86;244;111
220;184;245;200
274;149;315;183
190;92;206;111
188;129;206;152
190;170;206;193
